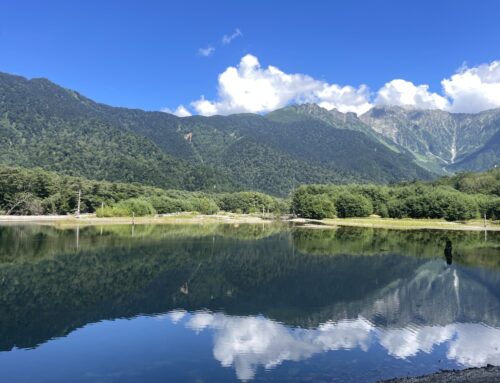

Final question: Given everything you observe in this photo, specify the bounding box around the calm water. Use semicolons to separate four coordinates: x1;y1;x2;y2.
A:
0;224;499;383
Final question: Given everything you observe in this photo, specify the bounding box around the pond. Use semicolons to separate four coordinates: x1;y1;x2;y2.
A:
0;224;499;382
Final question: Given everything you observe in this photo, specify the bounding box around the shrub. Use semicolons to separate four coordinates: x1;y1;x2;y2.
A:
189;197;219;215
273;198;292;215
351;185;390;216
219;192;276;214
483;197;500;220
96;198;156;217
387;189;478;221
295;194;336;219
335;193;373;218
96;206;116;217
148;195;192;214
387;198;407;218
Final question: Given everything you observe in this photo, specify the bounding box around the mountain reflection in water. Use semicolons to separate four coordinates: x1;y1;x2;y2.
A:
168;311;500;381
0;224;499;383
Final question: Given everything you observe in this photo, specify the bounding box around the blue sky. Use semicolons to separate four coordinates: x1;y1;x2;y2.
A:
1;0;500;115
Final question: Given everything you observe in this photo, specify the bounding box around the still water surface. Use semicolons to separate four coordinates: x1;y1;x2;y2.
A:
0;224;499;382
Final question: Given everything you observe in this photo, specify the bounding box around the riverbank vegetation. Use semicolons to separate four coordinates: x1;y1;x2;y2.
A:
0;165;498;222
292;168;500;221
0;166;288;216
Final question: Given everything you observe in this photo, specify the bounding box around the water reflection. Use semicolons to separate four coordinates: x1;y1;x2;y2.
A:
183;312;373;381
0;224;499;382
169;311;500;381
444;238;453;265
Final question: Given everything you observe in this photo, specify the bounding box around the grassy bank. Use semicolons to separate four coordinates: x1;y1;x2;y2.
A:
1;213;499;231
320;217;500;231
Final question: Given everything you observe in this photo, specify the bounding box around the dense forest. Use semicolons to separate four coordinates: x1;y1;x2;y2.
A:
292;168;500;221
0;165;498;221
0;165;287;216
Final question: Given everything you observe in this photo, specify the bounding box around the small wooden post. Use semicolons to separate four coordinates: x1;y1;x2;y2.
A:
132;211;135;225
484;213;487;228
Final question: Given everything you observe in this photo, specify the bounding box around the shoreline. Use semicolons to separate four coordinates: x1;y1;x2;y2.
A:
0;213;275;226
378;365;500;383
319;217;500;231
0;214;499;231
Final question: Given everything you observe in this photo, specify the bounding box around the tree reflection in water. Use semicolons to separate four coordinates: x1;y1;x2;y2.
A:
0;224;499;382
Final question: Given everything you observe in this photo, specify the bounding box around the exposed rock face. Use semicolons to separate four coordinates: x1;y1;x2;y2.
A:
270;103;500;174
360;105;500;172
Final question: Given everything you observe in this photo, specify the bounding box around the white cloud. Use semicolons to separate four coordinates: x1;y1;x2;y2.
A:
374;61;500;113
178;311;500;381
190;96;218;116
167;309;187;323
379;323;500;367
442;60;500;113
222;28;242;45
190;54;373;116
372;61;500;113
379;325;455;359
376;79;450;110
447;323;500;366
316;84;373;115
184;312;374;381
172;56;500;116
161;105;192;117
198;46;215;57
186;310;215;332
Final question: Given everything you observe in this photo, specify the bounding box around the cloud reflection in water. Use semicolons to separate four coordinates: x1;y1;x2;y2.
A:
171;310;500;381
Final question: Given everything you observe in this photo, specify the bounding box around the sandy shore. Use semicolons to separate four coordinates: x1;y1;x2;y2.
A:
0;213;274;226
0;214;499;231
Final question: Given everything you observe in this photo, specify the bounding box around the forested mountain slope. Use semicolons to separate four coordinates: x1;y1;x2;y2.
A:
0;72;455;195
0;73;234;191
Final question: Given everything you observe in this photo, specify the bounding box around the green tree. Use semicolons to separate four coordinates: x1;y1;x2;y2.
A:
295;194;336;219
335;193;373;218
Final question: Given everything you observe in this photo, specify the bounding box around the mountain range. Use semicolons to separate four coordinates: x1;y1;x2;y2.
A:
361;105;500;173
0;72;498;195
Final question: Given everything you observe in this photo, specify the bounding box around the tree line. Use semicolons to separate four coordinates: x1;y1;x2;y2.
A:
0;166;288;216
292;168;500;221
0;165;498;221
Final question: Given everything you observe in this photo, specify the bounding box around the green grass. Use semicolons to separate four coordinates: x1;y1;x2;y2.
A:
322;217;500;230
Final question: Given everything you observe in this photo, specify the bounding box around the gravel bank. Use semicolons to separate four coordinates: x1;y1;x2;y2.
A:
379;365;500;383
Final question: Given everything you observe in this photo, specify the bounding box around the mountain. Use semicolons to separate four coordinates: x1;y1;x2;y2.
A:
168;109;432;194
360;105;500;173
0;73;235;192
0;72;433;195
449;130;500;171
